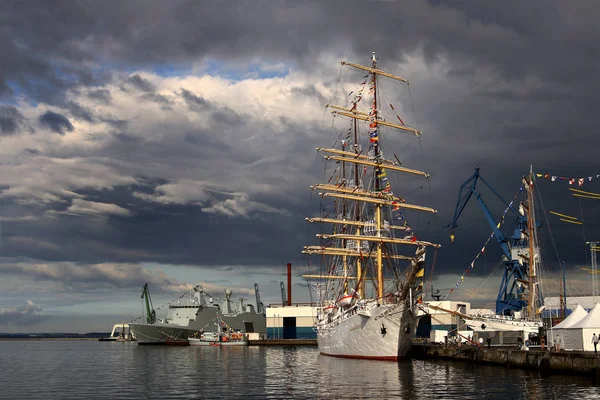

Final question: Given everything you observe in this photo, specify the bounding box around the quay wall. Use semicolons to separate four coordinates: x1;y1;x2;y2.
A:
411;343;600;377
249;339;317;346
0;337;99;341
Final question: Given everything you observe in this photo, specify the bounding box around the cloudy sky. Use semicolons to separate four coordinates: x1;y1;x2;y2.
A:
1;0;600;332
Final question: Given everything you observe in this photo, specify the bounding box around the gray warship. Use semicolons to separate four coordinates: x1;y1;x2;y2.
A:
129;283;266;345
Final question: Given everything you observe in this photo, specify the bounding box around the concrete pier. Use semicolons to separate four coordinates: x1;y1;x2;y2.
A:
411;343;600;377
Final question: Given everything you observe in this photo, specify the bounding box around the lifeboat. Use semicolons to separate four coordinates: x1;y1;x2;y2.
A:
336;293;356;308
323;305;336;314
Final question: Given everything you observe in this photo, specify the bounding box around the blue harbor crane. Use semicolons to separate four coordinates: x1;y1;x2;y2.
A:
445;167;538;316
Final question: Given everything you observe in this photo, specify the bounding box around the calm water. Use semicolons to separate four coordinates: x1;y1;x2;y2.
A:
1;341;600;399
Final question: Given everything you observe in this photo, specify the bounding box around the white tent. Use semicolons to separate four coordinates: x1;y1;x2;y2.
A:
548;305;587;350
563;303;600;351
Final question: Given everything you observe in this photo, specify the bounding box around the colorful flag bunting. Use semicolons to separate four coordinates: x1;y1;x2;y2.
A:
532;172;600;186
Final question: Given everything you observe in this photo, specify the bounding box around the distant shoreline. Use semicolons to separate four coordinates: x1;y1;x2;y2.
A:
0;337;101;341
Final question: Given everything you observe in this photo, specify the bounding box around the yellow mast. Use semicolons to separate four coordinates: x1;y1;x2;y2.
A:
329;109;421;137
316;147;401;168
302;246;415;259
317;233;440;248
320;192;437;214
351;93;363;299
370;53;385;301
310;184;407;206
340;61;410;83
305;217;410;231
323;156;429;178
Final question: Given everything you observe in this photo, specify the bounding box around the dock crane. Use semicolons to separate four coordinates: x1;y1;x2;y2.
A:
141;283;156;324
445;167;540;316
280;282;288;306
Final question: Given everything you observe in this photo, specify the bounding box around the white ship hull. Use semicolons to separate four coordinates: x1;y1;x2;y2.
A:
464;317;541;334
317;300;418;361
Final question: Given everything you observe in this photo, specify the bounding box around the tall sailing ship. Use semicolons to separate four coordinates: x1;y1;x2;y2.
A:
303;53;440;361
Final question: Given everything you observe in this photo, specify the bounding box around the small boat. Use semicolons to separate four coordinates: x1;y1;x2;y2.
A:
336;293;356;308
322;305;336;314
99;323;135;342
188;317;248;346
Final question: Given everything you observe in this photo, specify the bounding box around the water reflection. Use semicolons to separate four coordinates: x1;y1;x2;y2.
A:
313;355;408;399
1;342;600;399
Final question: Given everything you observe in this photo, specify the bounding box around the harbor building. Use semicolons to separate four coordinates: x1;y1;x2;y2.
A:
266;305;317;340
416;300;471;338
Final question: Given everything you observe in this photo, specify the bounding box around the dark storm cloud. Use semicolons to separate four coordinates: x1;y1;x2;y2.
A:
22;148;42;156
291;85;327;105
2;1;598;104
39;111;74;134
66;101;95;122
0;1;112;104
141;92;172;105
180;88;212;111
87;89;112;104
1;0;599;296
0;105;25;135
123;74;155;92
113;132;141;143
0;261;192;293
212;109;243;125
101;118;128;130
0;81;13;98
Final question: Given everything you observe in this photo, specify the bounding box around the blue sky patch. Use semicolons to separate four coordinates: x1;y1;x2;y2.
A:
202;59;290;81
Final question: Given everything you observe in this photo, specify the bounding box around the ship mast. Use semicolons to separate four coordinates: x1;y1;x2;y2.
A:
525;166;537;319
370;53;385;301
353;92;363;299
341;123;348;296
303;53;440;303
